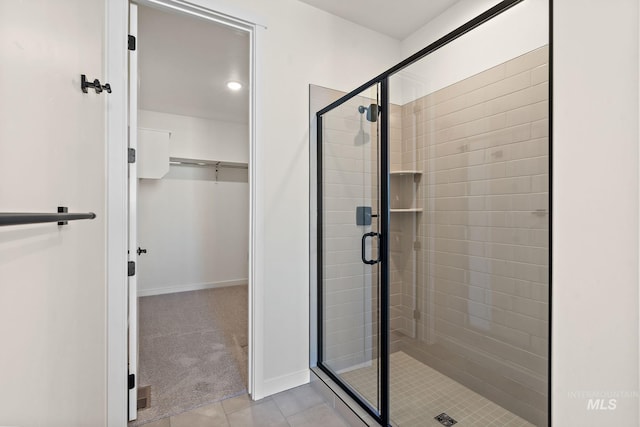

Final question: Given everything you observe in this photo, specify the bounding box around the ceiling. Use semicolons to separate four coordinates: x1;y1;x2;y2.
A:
138;5;249;123
297;0;457;40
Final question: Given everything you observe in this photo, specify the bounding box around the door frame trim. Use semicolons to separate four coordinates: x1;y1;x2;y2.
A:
105;0;266;424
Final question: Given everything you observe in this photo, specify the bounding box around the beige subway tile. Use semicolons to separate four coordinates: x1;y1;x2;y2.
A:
488;276;518;296
511;211;548;229
439;306;468;327
505;101;548;127
529;229;548;248
485;194;512;211
508;261;540;282
493;258;515;278
487;176;532;195
512;295;548;321
531;63;549;85
430;63;505;106
506;157;548;177
531;118;549;138
484;243;514;261
435;224;468;240
429;84;490;118
435;139;472;158
466;359;547;411
466;226;487;242
510;138;548;160
433;264;467;283
531;174;549;193
486;337;547;376
433;102;487;131
496;308;548;340
504;195;526;212
485;84;547;121
483;71;532;103
531;335;549;357
466;179;487;196
530;283;549;302
486;289;514;311
505;46;549;76
465;271;488;289
512;246;548;266
434;112;508;145
490;322;531;348
529;80;550;103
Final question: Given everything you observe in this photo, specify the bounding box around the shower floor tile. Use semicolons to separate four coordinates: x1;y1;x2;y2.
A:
340;351;534;427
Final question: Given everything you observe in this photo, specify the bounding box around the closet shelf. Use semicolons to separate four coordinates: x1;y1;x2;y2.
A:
169;157;248;169
390;208;423;213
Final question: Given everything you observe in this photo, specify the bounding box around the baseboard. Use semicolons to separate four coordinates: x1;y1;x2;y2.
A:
253;368;310;400
138;279;248;297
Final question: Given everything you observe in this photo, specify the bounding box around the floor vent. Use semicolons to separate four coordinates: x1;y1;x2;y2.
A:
434;413;457;426
137;385;151;410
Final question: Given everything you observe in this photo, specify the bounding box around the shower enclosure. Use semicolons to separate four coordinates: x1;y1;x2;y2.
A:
313;1;550;426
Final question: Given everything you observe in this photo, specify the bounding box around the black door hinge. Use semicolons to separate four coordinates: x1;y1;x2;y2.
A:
128;35;136;51
128;148;136;164
128;261;135;277
128;373;135;390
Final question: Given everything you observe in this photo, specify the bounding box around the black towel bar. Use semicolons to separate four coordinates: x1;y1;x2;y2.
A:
0;207;96;227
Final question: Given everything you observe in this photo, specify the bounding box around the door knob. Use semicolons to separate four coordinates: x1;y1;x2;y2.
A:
137;247;147;255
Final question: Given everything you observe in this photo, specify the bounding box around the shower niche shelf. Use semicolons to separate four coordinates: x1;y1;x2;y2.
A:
390;170;422;176
390;208;423;213
390;170;422;212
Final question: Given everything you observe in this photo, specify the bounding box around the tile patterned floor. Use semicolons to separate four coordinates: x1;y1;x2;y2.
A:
340;351;535;427
139;384;353;427
138;352;535;426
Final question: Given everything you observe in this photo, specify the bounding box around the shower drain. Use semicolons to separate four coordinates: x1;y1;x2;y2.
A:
434;412;457;426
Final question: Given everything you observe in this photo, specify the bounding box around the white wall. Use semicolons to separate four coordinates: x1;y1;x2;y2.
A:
397;0;548;104
139;109;249;163
554;1;639;425
136;111;248;295
137;166;249;295
0;1;107;426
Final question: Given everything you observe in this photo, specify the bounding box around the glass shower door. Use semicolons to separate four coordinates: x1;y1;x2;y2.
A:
317;83;384;418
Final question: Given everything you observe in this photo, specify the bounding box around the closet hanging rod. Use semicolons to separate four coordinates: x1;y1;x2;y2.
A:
169;158;248;169
0;207;96;227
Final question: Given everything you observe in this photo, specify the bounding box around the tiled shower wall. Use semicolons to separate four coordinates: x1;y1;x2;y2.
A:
320;91;379;372
394;46;549;425
318;83;405;374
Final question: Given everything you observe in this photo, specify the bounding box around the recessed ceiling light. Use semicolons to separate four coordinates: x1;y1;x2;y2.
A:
227;81;242;91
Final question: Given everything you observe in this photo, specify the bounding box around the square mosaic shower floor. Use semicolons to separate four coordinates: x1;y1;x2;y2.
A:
340;351;535;427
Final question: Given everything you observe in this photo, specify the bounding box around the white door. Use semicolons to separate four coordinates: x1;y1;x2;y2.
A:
0;1;108;425
128;2;139;421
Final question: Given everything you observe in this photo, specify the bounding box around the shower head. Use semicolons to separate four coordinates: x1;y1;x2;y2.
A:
358;104;379;123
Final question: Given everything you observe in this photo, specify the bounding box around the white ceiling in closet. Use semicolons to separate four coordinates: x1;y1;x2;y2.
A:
138;5;250;123
296;0;457;40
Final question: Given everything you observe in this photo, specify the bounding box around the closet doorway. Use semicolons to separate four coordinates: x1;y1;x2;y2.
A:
128;2;251;424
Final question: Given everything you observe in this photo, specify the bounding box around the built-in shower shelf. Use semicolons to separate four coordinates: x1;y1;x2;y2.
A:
390;208;423;213
390;170;423;176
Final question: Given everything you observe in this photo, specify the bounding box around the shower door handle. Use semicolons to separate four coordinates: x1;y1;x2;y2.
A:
361;232;381;265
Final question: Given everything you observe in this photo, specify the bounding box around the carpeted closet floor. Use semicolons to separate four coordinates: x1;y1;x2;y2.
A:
130;285;248;426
